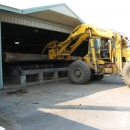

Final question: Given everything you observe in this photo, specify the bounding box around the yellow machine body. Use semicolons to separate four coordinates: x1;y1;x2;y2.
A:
41;24;130;86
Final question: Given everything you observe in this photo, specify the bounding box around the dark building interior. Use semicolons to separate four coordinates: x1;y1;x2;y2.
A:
2;22;88;57
1;22;89;85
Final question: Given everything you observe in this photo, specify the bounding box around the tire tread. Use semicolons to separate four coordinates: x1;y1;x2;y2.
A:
122;62;130;87
68;60;91;84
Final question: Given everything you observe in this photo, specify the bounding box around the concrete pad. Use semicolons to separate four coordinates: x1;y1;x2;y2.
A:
0;76;130;130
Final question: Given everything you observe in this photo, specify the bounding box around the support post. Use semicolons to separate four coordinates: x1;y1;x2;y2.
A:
54;72;58;82
0;14;3;89
11;69;26;84
37;73;44;82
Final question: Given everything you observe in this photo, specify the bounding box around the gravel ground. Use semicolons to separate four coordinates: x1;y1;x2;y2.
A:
0;76;130;130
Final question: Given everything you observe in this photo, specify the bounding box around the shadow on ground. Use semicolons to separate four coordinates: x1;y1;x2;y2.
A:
16;111;98;130
0;76;128;130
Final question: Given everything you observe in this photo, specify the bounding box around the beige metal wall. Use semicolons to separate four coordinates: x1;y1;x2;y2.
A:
0;11;73;33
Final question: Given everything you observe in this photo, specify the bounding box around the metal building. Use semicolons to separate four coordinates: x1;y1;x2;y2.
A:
0;3;84;89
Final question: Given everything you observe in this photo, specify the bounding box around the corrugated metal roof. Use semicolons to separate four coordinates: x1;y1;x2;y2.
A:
0;3;84;27
22;3;77;18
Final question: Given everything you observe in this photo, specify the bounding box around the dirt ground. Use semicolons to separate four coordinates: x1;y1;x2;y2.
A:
0;76;130;130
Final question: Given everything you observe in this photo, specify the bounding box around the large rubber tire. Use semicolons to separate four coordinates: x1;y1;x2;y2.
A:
68;60;91;84
122;62;130;87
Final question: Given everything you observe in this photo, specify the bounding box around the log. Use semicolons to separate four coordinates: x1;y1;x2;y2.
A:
3;52;48;62
3;52;82;62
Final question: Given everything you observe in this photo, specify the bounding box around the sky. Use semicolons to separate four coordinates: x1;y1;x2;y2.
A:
0;0;130;38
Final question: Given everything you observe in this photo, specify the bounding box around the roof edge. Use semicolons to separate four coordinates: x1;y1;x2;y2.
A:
22;3;66;14
0;3;85;24
0;4;22;14
64;3;85;24
22;3;84;24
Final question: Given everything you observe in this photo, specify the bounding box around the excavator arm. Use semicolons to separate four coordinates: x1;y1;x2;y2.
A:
41;24;89;59
41;24;115;60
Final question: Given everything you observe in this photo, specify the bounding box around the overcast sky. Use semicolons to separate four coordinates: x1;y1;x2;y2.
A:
1;0;130;38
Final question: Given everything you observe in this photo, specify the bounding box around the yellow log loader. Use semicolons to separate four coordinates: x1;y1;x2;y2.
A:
41;24;130;87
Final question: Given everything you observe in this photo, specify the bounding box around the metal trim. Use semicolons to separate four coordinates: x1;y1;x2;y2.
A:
23;3;66;14
0;4;22;14
0;14;3;89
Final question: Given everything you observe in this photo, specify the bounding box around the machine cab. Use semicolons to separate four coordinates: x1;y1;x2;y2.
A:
87;38;113;59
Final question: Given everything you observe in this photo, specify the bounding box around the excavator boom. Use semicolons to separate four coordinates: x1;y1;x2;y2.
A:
41;24;116;59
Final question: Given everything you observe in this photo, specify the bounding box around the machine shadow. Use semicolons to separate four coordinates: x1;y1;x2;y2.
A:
16;111;98;130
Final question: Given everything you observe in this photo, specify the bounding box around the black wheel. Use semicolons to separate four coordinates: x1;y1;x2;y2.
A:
122;62;130;87
68;60;91;84
91;74;104;80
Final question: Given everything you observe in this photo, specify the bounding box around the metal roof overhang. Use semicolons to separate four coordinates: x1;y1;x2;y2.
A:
23;3;84;27
0;3;84;27
25;10;82;27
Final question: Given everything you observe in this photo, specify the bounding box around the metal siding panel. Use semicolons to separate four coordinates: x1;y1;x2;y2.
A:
48;24;50;30
49;24;51;30
37;22;39;28
35;21;37;27
36;22;39;27
1;15;5;21
54;26;56;31
23;19;26;25
32;21;34;26
41;23;43;29
50;25;53;30
26;20;29;26
3;15;7;22
18;17;21;24
30;20;33;26
7;15;9;22
14;17;17;24
20;18;23;25
35;22;38;27
45;24;49;30
19;17;21;24
40;22;42;28
10;16;14;23
12;16;15;23
22;19;25;25
0;11;73;33
6;15;9;22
